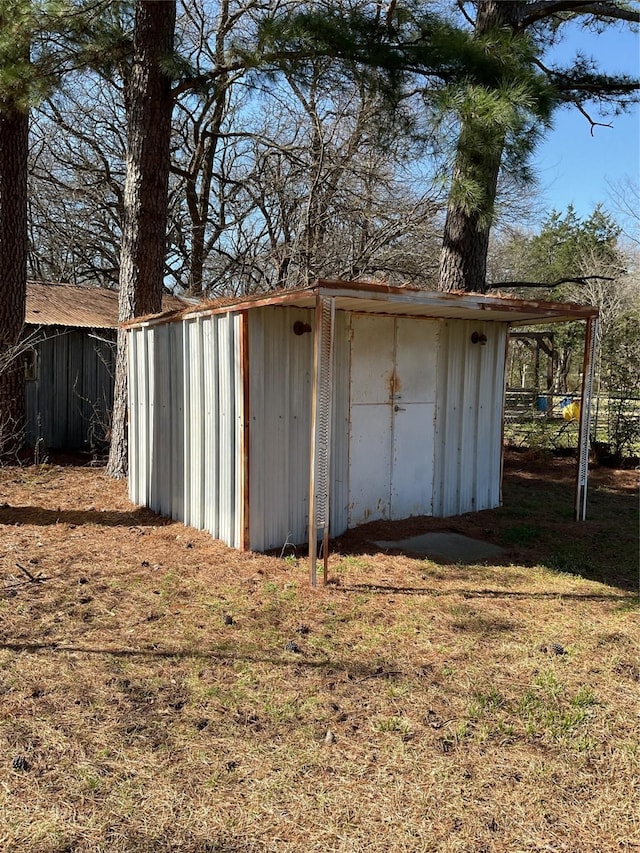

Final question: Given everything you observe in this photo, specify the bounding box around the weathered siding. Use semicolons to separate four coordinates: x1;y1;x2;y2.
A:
433;320;506;516
129;325;152;508
247;306;350;552
248;307;314;552
128;313;244;548
24;326;116;451
128;306;507;553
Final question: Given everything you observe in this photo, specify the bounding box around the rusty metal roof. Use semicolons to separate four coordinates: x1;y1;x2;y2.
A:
126;279;599;329
26;281;189;329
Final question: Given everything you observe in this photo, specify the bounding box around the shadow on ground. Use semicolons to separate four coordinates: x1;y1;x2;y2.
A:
331;462;638;592
0;505;168;527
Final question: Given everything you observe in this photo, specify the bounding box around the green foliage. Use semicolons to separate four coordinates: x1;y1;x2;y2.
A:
501;200;638;458
443;78;551;221
601;308;640;393
501;204;631;395
523;204;623;293
251;4;494;89
0;0;119;112
0;0;38;111
250;2;560;230
71;1;134;82
71;2;188;87
253;3;637;249
438;19;557;221
600;308;640;458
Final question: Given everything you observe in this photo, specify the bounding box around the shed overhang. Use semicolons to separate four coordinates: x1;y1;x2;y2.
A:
125;279;599;329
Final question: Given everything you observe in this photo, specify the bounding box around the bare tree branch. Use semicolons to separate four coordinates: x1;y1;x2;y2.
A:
574;101;613;134
492;275;615;289
520;1;640;28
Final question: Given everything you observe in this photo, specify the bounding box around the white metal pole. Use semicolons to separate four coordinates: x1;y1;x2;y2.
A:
575;316;598;521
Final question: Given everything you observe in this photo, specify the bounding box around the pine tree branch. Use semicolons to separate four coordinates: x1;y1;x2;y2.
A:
532;56;640;105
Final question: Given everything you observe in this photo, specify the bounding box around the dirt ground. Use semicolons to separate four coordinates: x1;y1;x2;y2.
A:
0;451;638;853
2;448;635;571
334;450;638;589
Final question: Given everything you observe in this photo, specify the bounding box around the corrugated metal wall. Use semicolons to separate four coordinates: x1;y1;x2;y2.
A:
248;307;313;552
24;326;116;451
128;313;244;549
433;320;506;516
128;325;152;509
247;306;350;552
129;307;507;553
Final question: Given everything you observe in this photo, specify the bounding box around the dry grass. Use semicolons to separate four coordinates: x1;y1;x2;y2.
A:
0;455;638;852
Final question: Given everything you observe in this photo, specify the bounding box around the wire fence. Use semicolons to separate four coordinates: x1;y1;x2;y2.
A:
504;389;640;458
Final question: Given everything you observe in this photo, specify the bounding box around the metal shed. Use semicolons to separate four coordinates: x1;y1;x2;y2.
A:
126;281;598;583
24;282;185;452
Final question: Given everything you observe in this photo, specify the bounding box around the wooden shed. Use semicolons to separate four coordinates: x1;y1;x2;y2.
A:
126;281;598;582
24;282;185;452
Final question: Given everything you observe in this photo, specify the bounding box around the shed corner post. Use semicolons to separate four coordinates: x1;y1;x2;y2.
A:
125;326;135;500
308;294;335;587
575;315;598;521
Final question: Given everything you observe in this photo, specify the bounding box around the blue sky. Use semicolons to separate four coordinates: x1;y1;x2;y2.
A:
532;20;639;224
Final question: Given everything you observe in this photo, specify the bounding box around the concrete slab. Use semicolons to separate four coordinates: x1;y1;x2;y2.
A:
372;532;505;563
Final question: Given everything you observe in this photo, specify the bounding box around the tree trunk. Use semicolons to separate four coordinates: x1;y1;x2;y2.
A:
439;194;495;293
0;109;29;457
439;1;522;293
107;1;176;478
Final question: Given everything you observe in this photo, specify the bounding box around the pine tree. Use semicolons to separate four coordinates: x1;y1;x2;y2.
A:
439;1;639;293
0;0;116;456
0;1;34;455
106;1;177;478
251;1;639;293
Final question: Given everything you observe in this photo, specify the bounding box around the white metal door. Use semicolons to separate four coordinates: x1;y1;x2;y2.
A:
348;315;394;524
391;318;436;519
348;315;437;526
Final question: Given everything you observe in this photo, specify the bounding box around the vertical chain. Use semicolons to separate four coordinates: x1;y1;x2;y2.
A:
314;298;334;527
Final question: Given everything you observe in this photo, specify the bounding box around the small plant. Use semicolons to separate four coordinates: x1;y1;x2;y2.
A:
279;535;296;560
455;720;470;740
517;673;598;744
525;417;556;460
570;687;598;709
375;715;412;736
337;555;370;571
471;686;507;713
496;720;515;738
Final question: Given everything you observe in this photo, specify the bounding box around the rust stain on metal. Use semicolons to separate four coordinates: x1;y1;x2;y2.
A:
388;369;402;400
125;280;599;331
26;281;186;329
